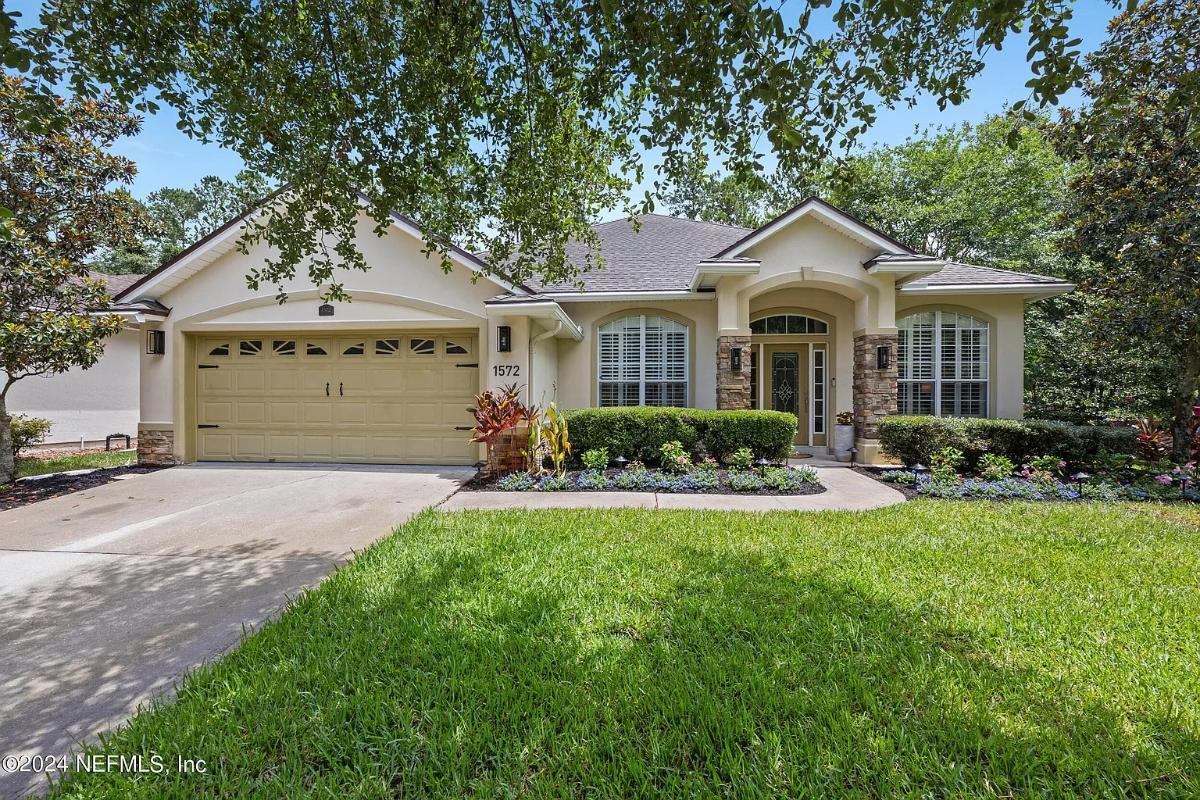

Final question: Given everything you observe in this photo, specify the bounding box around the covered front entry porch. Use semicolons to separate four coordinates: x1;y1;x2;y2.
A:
713;272;900;463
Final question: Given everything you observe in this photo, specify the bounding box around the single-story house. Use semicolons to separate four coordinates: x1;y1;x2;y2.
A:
6;272;143;447
110;196;1073;466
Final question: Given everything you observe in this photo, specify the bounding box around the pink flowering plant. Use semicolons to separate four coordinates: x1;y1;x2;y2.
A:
659;440;693;474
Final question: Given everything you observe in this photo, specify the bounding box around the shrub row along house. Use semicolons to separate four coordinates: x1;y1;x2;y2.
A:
107;196;1072;467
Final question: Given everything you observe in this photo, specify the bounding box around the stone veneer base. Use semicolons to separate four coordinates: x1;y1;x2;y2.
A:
137;426;176;466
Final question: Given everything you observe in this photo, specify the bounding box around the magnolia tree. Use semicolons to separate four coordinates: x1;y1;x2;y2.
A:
1050;0;1200;461
0;76;153;483
5;0;1091;300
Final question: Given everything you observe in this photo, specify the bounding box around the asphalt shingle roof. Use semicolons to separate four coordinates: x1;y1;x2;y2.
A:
528;214;752;293
902;262;1071;289
89;271;142;296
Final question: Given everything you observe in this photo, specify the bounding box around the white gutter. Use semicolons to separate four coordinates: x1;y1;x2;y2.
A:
530;320;563;344
899;282;1076;295
485;301;584;340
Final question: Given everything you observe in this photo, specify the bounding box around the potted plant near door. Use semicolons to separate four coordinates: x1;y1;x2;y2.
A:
833;411;855;462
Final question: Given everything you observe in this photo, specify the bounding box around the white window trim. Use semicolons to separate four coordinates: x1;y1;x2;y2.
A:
898;310;990;417
597;314;689;407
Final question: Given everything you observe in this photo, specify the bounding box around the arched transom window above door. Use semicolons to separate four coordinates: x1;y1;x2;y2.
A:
750;314;828;335
898;310;990;417
598;314;689;407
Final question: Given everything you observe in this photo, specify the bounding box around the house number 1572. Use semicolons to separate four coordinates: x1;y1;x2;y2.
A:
492;365;520;377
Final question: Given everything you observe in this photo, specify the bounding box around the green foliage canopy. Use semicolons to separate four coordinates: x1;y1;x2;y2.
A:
0;75;150;481
8;0;1089;299
1049;0;1200;459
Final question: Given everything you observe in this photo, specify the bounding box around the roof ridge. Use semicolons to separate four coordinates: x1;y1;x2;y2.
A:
590;212;752;232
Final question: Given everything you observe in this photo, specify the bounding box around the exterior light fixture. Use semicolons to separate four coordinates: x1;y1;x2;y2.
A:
1071;471;1090;498
876;344;892;370
754;456;771;472
1180;474;1191;501
146;329;165;355
613;455;628;470
730;346;742;372
497;325;512;353
912;463;925;482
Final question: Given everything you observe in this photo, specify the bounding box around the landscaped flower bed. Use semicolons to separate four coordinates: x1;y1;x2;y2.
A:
483;462;823;495
878;462;1199;503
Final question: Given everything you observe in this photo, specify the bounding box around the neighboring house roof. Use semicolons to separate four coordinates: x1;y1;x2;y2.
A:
89;271;141;297
527;214;752;294
900;262;1073;292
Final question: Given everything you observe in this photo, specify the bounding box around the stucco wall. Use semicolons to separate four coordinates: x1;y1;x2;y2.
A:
553;299;719;410
6;327;140;445
528;322;559;409
895;293;1026;419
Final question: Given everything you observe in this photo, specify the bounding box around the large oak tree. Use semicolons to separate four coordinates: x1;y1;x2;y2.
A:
6;0;1092;300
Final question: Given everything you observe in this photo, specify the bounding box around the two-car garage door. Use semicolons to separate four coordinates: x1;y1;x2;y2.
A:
195;332;479;464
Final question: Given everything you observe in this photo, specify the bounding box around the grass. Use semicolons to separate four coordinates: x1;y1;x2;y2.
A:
52;503;1200;798
13;449;134;479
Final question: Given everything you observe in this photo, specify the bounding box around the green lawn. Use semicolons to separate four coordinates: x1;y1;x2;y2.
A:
52;503;1199;798
14;449;134;479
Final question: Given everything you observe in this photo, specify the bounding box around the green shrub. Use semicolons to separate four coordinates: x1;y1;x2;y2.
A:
565;407;796;465
730;447;754;471
660;440;692;473
977;453;1015;480
9;414;52;458
565;407;699;464
879;416;1137;469
684;409;798;461
581;448;609;472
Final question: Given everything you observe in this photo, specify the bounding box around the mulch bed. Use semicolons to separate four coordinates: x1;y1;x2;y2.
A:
853;466;919;500
461;469;827;496
0;465;166;511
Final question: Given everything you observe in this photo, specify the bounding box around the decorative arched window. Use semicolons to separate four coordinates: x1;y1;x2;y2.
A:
750;314;828;334
598;314;688;406
897;311;989;417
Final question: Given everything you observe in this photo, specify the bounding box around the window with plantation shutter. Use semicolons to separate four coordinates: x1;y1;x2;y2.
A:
598;315;688;406
898;310;989;417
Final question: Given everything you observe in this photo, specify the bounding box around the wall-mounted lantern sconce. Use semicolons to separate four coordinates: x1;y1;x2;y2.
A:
730;346;742;372
146;329;166;355
497;325;512;353
876;344;892;370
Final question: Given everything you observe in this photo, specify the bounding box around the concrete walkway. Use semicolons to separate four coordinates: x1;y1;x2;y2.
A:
0;463;472;799
441;466;905;513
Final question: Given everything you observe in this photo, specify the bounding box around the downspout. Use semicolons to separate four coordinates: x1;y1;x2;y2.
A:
528;321;563;407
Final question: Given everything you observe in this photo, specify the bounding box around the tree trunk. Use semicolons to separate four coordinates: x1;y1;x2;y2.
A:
0;392;13;485
1171;344;1200;464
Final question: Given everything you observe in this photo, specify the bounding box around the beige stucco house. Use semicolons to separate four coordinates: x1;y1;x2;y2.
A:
6;272;142;446
111;197;1072;466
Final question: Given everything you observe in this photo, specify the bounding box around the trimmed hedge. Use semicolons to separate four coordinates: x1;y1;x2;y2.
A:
565;407;798;464
878;415;1138;468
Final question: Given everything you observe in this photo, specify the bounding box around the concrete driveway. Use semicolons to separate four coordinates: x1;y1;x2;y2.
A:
0;463;471;798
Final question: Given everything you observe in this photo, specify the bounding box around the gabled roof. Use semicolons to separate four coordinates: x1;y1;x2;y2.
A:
113;189;530;302
527;214;751;294
711;196;917;260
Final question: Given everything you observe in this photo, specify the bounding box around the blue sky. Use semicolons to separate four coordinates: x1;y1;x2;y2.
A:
10;0;1116;200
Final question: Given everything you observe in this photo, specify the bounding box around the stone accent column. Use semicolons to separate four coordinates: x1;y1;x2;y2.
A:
137;426;176;466
853;332;898;440
484;426;528;477
716;335;752;410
